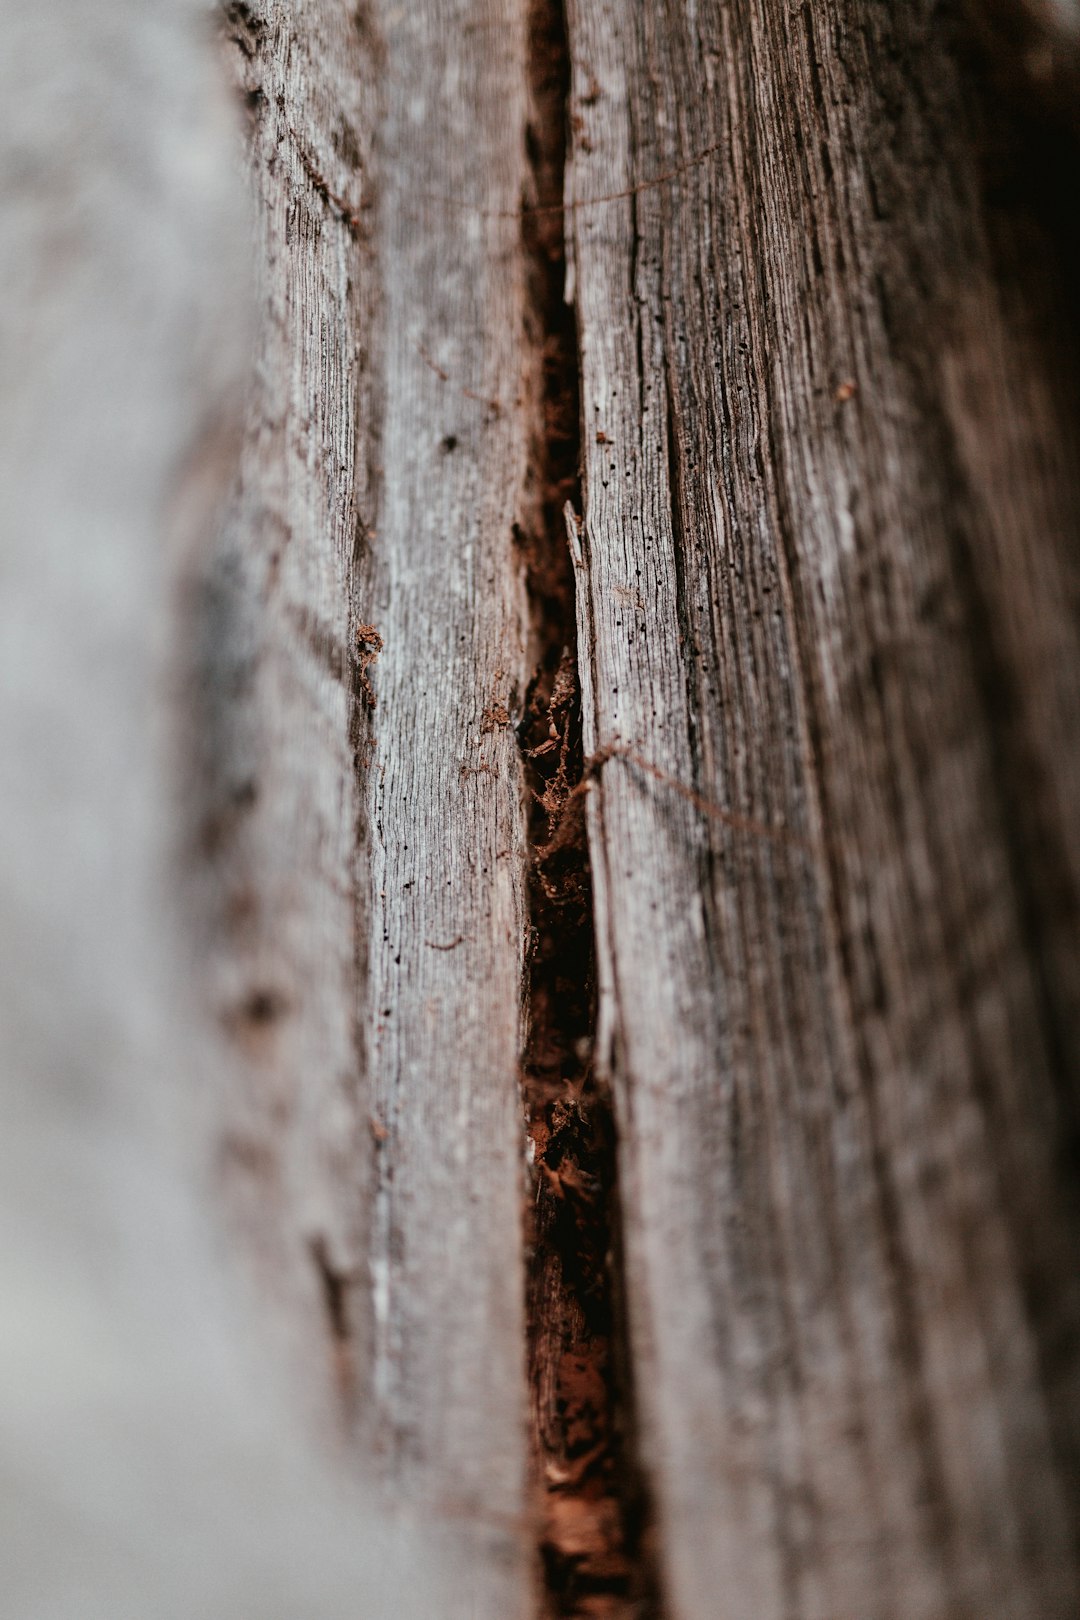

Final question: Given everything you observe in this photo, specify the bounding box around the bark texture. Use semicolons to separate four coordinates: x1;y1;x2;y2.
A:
7;1;1080;1618
196;4;537;1614
567;1;1080;1615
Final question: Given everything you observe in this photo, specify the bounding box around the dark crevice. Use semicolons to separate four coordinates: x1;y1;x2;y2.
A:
309;1233;352;1347
518;4;659;1616
308;1233;359;1418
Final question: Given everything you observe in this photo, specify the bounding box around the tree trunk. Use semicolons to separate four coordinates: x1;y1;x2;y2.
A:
4;1;1080;1618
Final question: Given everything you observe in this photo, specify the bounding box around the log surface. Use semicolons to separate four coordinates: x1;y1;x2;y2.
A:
196;3;538;1614
9;1;1080;1617
567;0;1080;1615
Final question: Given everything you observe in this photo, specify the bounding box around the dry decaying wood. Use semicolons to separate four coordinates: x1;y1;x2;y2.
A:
567;0;1080;1615
197;3;537;1615
7;0;1080;1617
358;1;536;1589
517;7;657;1614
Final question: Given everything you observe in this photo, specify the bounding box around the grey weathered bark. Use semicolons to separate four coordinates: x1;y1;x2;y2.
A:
5;1;1080;1619
197;9;538;1617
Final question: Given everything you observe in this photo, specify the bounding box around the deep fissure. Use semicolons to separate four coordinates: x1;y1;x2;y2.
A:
518;5;655;1616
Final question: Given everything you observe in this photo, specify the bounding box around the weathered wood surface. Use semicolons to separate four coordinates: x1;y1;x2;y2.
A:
8;0;1080;1616
359;2;533;1556
197;3;537;1613
0;2;440;1615
566;0;1080;1616
190;0;385;1444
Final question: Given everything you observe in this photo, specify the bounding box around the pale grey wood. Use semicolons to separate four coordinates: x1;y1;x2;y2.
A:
360;0;534;1556
566;1;1080;1617
0;3;442;1616
193;4;537;1613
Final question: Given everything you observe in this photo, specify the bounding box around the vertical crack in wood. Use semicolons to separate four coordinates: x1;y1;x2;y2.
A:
518;4;659;1615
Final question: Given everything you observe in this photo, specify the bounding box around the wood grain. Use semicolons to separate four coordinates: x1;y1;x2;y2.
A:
189;0;385;1439
190;3;539;1613
359;0;534;1576
21;0;1078;1614
565;1;1080;1615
